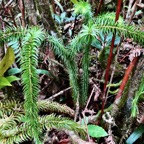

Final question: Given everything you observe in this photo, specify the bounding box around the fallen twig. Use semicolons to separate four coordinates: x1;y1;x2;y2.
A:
48;87;71;100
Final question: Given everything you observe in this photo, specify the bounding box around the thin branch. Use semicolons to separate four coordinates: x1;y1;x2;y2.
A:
66;130;95;144
48;87;71;100
126;0;134;19
105;44;120;102
128;0;140;24
101;35;116;114
85;88;95;110
82;88;95;142
4;0;13;8
101;0;123;116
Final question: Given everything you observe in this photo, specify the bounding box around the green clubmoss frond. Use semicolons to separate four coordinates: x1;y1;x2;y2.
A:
0;26;25;43
0;99;74;117
0;114;85;144
47;35;79;103
94;13;144;45
38;100;74;116
0;123;32;144
47;35;70;61
0;100;23;117
69;21;96;54
0;27;26;59
20;27;45;144
74;1;92;22
40;114;86;137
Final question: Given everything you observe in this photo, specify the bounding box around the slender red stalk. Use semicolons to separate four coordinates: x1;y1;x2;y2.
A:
115;0;123;21
101;35;115;112
115;57;138;100
114;0;140;101
101;0;122;114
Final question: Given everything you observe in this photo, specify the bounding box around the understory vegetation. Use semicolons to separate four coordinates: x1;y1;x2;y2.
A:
0;0;144;144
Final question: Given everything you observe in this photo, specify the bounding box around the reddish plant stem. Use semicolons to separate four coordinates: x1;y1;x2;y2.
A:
95;0;103;16
101;35;116;113
115;57;138;100
101;0;122;114
114;0;139;101
115;0;123;21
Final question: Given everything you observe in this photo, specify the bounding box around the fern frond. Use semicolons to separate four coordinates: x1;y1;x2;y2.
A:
21;27;45;144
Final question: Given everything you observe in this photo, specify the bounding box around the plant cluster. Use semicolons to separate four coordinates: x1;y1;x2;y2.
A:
0;0;144;143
